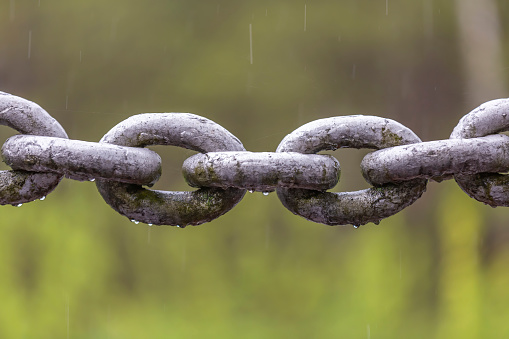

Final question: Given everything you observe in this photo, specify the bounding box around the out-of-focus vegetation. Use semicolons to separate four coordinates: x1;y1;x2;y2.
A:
1;1;509;338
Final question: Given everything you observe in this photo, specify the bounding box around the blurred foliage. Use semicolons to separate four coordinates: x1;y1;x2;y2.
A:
1;1;509;338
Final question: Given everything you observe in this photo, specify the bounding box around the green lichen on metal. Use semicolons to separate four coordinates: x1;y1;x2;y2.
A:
96;179;245;226
232;160;248;188
380;126;404;147
258;170;280;188
277;178;426;226
461;172;509;207
0;171;62;205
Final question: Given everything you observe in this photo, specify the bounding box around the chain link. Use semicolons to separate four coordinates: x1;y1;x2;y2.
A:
3;135;162;185
275;116;427;226
182;152;340;192
0;92;68;205
450;99;509;206
95;113;246;226
1;91;509;227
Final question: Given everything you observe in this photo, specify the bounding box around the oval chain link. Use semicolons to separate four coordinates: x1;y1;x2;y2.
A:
3;135;162;185
361;135;509;185
449;99;509;206
276;116;427;226
182;151;340;192
95;113;246;226
0;92;68;205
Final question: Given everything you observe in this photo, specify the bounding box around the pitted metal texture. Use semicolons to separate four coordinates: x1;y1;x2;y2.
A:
95;113;247;226
3;135;162;185
0;92;68;205
2;91;509;227
182;151;340;192
275;116;427;226
449;99;509;206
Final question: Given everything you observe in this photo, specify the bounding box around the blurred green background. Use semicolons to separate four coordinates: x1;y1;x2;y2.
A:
1;1;509;338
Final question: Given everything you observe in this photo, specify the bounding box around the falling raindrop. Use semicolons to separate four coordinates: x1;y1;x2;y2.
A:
28;30;32;59
89;178;95;182
399;250;402;279
304;4;307;31
265;224;270;249
66;294;70;339
16;203;22;207
181;243;187;271
353;225;360;229
40;196;46;201
249;23;253;65
9;0;14;22
262;191;270;196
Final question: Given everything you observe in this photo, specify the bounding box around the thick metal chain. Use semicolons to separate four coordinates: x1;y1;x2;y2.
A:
1;91;508;227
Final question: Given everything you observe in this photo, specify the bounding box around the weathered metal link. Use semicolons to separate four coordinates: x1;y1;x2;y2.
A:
182;151;340;192
361;134;509;185
2;135;162;185
0;92;68;205
276;116;427;226
450;99;509;206
276;115;421;153
95;113;246;226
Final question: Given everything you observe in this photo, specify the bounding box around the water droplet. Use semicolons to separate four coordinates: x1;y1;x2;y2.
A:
262;192;270;196
89;178;96;182
131;220;140;224
248;190;254;193
353;225;360;229
16;203;22;207
40;196;46;201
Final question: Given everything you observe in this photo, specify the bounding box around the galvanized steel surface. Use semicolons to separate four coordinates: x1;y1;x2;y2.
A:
3;135;162;185
95;113;247;226
275;115;427;226
1;91;509;226
450;99;509;206
0;92;68;205
182;152;340;192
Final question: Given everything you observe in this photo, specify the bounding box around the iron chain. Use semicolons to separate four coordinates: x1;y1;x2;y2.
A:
1;91;509;227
